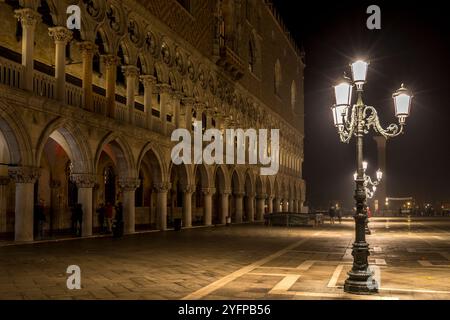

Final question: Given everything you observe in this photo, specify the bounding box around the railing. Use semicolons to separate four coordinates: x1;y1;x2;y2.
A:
0;56;23;89
115;101;127;122
33;70;55;99
134;109;147;129
65;82;83;108
93;92;106;115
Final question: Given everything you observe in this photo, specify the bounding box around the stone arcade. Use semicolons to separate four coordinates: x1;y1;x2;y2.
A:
0;0;305;242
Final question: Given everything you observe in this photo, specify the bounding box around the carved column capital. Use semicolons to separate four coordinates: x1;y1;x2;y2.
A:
78;41;97;58
202;187;216;196
71;173;96;188
181;97;195;106
156;83;172;94
234;191;245;198
122;65;139;78
139;75;157;88
221;189;232;196
118;177;141;191
0;176;10;186
102;55;120;67
181;184;196;194
153;182;170;193
256;193;268;200
14;8;41;28
9;166;40;184
48;26;73;44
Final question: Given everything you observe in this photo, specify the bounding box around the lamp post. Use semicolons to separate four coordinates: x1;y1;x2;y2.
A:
331;59;412;295
354;163;383;234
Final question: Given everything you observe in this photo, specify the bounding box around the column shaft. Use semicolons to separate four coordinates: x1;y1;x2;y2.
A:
182;191;192;228
104;55;119;118
79;41;95;111
256;197;265;221
220;193;230;224
15;9;40;91
235;194;243;223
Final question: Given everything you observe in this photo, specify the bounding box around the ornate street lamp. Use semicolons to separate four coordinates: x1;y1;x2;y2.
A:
331;59;412;295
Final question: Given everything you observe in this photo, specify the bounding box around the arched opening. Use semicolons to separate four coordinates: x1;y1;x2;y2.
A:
193;164;209;226
274;59;281;95
137;147;163;230
168;164;188;228
0;129;12;239
116;45;126;87
231;170;241;223
243;172;254;221
213;167;226;224
36;127;90;239
93;31;107;75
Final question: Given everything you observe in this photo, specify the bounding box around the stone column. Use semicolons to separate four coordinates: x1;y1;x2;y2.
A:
157;84;171;135
140;75;156;130
220;190;231;224
182;97;194;131
103;55;119;118
119;178;140;234
0;177;10;234
268;195;274;213
122;65;139;124
181;185;194;228
154;182;169;230
9;167;40;242
71;174;96;237
202;188;215;226
247;193;255;222
78;41;96;111
256;194;266;221
48;26;73;102
273;198;279;213
172;91;182;128
234;192;244;223
14;8;41;91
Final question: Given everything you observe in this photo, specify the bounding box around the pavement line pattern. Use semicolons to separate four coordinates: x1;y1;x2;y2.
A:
327;264;344;288
296;260;315;271
182;232;322;300
269;275;301;293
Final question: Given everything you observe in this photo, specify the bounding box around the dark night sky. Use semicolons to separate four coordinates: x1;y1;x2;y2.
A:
272;1;450;209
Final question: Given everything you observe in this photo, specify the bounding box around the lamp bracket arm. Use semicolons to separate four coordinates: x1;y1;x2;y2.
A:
363;105;404;138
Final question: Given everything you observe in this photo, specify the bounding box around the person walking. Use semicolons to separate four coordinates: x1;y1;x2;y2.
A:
329;205;336;224
337;207;342;224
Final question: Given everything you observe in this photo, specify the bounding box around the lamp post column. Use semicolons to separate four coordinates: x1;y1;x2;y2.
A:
344;91;377;294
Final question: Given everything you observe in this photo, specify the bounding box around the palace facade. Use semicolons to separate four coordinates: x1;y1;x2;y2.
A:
0;0;305;241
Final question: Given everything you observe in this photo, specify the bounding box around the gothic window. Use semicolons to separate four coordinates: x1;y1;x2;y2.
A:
137;58;144;96
116;46;126;87
274;59;282;95
291;80;297;111
248;41;255;73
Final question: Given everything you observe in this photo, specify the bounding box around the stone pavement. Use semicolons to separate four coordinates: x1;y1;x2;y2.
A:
0;217;449;300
